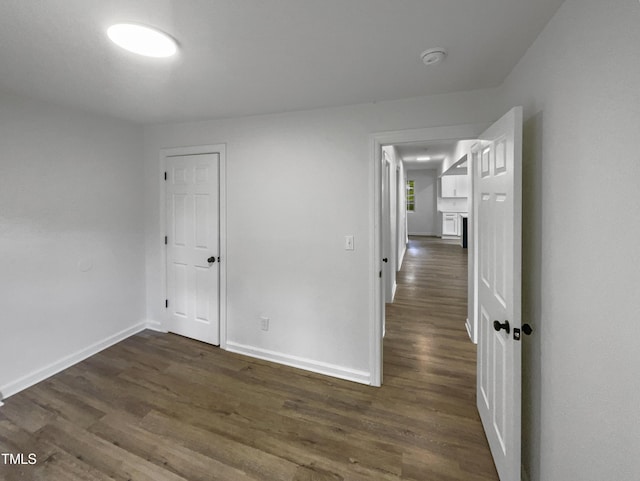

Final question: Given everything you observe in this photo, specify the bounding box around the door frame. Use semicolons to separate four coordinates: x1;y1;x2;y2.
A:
159;144;228;348
369;123;487;386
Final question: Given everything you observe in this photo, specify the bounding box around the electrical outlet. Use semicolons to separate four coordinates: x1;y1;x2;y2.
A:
260;316;269;331
345;235;354;250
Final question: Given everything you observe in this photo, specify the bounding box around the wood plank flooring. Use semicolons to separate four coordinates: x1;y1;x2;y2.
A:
0;236;498;481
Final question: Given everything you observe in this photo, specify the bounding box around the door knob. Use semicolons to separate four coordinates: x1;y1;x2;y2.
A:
493;320;510;334
522;324;533;335
207;256;216;263
382;258;388;263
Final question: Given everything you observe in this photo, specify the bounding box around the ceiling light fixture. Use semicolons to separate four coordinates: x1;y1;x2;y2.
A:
421;48;447;66
416;156;431;161
107;23;178;58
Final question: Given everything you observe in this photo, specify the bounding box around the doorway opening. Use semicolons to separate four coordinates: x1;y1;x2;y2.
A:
370;108;524;481
369;123;486;387
375;130;496;478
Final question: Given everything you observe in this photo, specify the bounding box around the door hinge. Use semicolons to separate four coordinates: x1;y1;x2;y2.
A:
165;299;168;308
164;236;168;245
164;171;167;181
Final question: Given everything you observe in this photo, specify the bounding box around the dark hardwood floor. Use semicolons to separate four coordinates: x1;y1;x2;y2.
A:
0;236;498;481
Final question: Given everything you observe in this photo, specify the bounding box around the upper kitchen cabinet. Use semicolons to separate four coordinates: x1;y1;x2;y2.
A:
440;174;469;198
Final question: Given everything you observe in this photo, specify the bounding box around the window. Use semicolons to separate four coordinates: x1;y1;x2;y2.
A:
406;180;415;212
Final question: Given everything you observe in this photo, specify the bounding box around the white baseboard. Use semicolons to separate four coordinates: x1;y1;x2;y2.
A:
145;320;168;333
466;318;478;344
398;244;406;269
408;232;437;236
226;341;371;385
0;321;147;401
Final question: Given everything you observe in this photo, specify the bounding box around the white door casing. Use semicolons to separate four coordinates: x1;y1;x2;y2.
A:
166;153;221;345
370;123;488;387
467;143;481;343
396;165;403;270
475;107;523;481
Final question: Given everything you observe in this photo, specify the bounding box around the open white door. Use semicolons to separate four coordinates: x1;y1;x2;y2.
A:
166;153;220;345
475;107;523;481
382;152;392;304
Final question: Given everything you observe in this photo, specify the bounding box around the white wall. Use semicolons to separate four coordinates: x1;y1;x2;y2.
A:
143;89;502;382
406;169;438;236
0;92;146;398
498;1;640;480
441;139;474;174
436;196;469;218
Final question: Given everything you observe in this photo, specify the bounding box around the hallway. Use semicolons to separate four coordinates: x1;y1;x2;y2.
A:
383;236;498;480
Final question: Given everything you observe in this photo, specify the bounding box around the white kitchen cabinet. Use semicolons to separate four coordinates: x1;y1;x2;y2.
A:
442;213;458;236
441;176;456;198
456;175;469;198
440;174;469;198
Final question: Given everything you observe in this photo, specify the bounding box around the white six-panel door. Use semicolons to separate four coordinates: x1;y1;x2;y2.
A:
475;107;523;481
166;153;220;345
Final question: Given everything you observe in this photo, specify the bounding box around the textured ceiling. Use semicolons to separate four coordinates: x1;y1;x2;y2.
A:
0;0;565;124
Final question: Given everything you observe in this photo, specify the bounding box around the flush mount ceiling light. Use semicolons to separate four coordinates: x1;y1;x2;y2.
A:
416;156;432;161
420;48;447;66
107;23;178;58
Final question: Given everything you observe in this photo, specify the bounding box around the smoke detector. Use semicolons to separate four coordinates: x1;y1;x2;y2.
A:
421;48;447;66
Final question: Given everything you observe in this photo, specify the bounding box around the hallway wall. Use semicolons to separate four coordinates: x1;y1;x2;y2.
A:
406;169;438;236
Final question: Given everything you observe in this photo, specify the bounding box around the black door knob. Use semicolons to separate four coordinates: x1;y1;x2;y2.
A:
207;256;216;263
382;258;388;263
493;320;510;334
522;324;533;335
